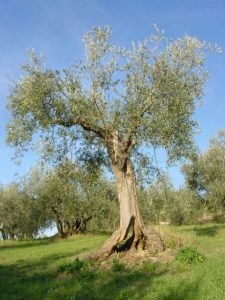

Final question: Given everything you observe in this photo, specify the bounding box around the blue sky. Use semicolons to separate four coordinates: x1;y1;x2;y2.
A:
0;0;225;187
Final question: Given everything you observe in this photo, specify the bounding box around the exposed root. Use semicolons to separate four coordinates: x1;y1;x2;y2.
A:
88;229;122;259
142;226;165;254
87;226;165;260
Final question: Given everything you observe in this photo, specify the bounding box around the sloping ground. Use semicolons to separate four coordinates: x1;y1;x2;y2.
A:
0;224;225;300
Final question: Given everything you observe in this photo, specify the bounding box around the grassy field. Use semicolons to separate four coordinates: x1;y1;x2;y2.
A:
1;224;225;300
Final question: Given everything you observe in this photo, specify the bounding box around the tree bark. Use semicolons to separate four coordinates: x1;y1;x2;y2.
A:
92;157;164;258
112;159;142;241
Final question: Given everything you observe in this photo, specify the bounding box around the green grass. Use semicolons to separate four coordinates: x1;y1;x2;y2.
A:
1;224;225;299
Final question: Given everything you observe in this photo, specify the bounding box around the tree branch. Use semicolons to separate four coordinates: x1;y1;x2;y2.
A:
57;117;107;139
123;86;158;149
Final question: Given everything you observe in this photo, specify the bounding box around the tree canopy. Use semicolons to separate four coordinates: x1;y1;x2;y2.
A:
6;25;217;165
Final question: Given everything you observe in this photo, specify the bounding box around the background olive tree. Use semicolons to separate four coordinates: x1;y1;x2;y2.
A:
182;129;225;219
0;183;44;240
27;160;118;238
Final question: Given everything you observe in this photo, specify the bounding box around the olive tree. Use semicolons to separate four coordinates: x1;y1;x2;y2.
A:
7;25;217;257
183;130;225;214
0;183;43;239
138;174;173;224
28;160;118;237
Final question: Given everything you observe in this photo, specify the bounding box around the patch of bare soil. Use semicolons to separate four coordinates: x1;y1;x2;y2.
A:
98;247;177;270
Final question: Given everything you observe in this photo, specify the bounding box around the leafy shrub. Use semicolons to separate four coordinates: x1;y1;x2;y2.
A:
175;246;205;264
58;258;85;273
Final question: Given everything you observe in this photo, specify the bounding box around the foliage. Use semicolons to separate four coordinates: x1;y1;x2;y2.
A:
139;174;201;225
138;174;174;223
25;160;119;237
175;246;205;264
0;158;119;240
168;188;201;225
6;25;217;186
0;183;45;240
182;129;225;214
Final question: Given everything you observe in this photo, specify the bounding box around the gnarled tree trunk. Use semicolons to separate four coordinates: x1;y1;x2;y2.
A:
93;156;164;258
64;216;92;236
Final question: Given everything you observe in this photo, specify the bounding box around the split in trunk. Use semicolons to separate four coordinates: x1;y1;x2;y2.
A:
52;206;92;238
64;216;92;236
92;157;164;259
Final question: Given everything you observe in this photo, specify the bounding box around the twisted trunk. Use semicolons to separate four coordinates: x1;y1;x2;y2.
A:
92;157;164;258
113;159;143;242
64;216;92;236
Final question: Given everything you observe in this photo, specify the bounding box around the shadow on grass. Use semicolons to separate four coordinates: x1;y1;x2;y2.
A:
74;269;168;300
194;226;218;236
0;247;89;300
0;238;56;251
158;281;199;300
0;259;167;300
0;249;202;300
182;224;225;237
